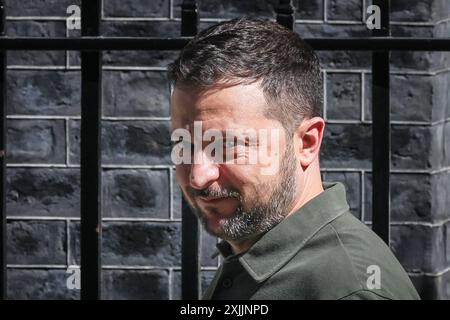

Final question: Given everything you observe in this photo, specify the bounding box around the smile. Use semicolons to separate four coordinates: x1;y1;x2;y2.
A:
197;196;231;203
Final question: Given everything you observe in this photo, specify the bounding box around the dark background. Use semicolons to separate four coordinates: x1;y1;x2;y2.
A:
3;0;450;299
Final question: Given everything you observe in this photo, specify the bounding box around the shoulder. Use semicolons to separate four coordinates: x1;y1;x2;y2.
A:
264;212;420;300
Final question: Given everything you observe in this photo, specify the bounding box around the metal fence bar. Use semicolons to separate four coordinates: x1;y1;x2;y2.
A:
0;0;6;300
180;0;201;301
1;37;450;51
80;0;102;300
372;0;391;244
276;0;295;30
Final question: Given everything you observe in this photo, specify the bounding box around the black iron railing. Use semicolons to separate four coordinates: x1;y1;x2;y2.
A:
180;0;200;301
79;0;102;301
0;0;449;300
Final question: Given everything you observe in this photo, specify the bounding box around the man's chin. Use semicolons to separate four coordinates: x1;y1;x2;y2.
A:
201;214;227;236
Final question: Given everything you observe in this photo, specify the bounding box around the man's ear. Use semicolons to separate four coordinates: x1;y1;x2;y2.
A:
294;117;325;169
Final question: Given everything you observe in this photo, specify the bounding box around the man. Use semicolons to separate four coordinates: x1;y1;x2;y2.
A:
168;17;420;300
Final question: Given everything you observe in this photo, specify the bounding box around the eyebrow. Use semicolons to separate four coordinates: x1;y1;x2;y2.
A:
170;128;261;143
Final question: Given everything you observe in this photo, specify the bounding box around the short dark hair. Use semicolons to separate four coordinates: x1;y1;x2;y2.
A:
168;16;323;135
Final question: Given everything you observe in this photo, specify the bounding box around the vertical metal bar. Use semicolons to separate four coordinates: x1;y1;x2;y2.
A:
181;0;198;36
372;0;390;244
276;0;295;30
181;198;200;300
180;0;200;300
80;0;102;300
0;0;6;300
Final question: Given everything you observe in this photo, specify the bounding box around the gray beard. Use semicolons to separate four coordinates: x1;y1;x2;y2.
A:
190;141;297;241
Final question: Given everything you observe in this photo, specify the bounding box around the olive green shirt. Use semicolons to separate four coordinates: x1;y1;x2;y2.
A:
202;182;420;300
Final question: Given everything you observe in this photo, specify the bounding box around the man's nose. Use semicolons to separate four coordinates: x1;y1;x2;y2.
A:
189;152;220;190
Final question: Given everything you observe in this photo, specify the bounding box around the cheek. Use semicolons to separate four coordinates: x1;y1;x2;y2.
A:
221;164;263;190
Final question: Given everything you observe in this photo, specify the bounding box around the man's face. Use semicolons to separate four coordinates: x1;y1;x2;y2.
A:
170;82;298;241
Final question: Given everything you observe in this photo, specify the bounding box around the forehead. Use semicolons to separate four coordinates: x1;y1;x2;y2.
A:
170;82;268;131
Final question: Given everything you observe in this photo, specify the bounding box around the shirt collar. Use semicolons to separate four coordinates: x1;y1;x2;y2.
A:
214;181;350;282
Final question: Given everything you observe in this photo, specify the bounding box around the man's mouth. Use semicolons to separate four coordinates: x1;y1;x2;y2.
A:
197;195;231;203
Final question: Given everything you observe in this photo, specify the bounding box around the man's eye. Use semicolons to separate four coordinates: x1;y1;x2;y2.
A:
224;140;235;148
223;139;247;149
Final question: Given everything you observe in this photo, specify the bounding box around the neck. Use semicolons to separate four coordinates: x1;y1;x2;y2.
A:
286;160;324;218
